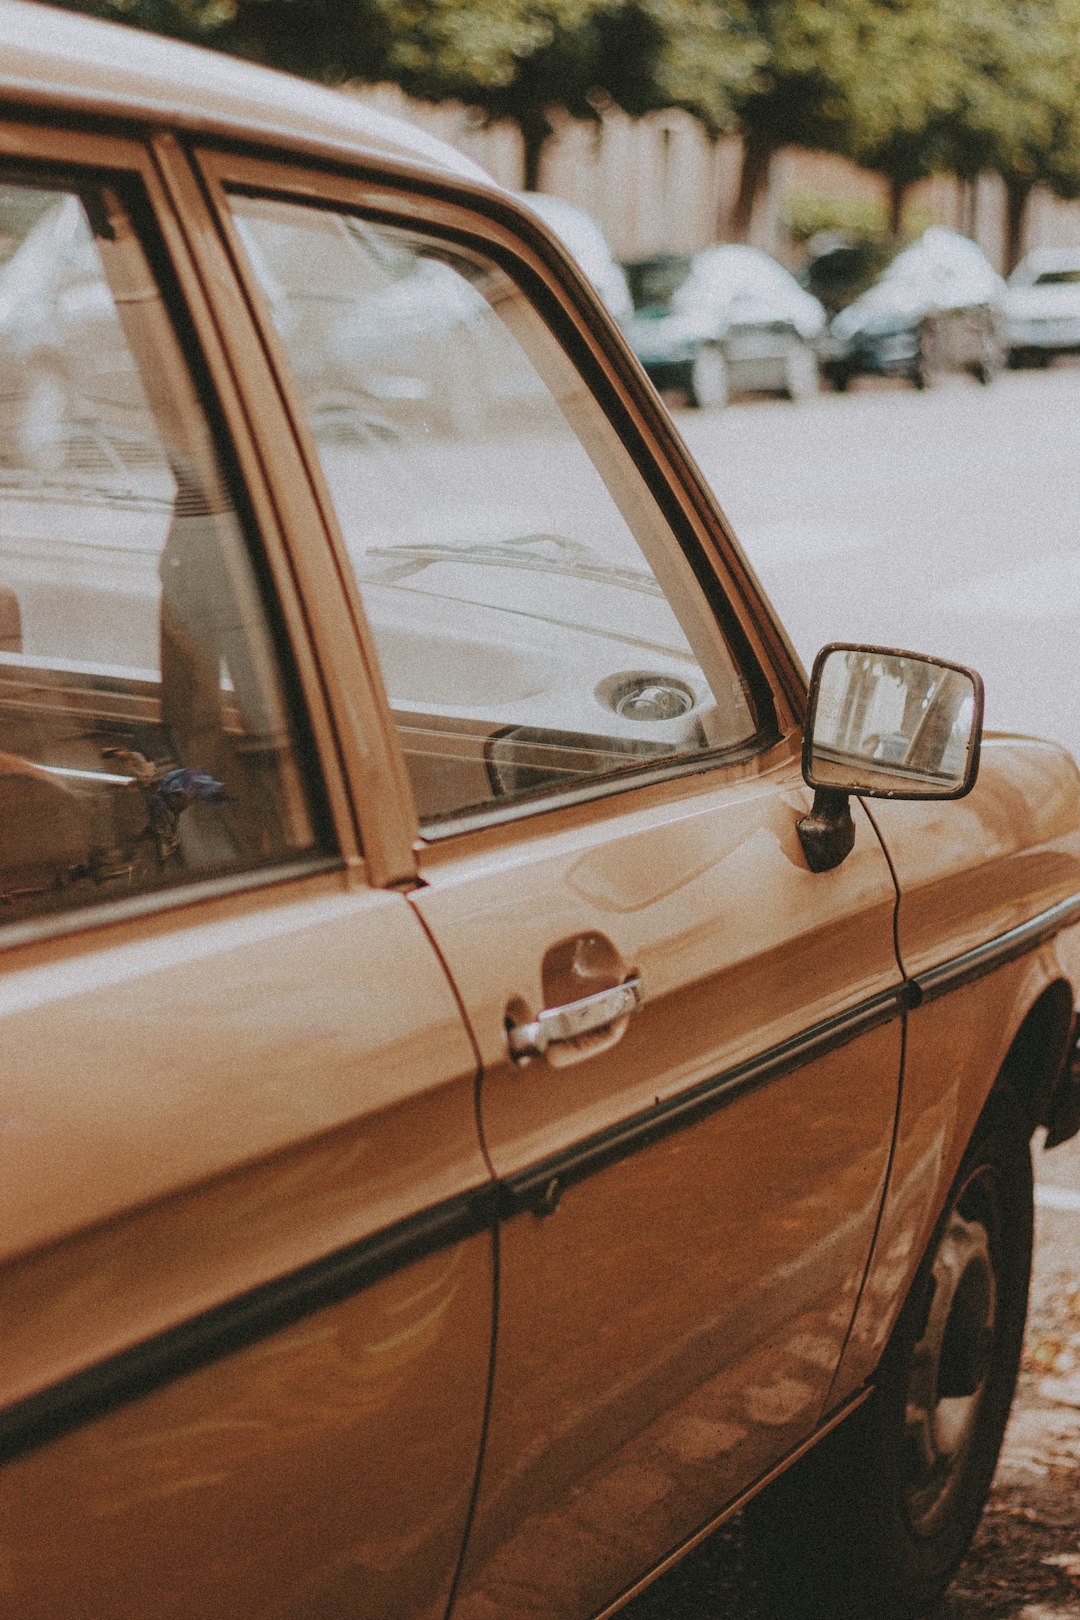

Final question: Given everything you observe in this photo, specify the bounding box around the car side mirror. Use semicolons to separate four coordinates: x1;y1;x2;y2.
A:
798;643;984;873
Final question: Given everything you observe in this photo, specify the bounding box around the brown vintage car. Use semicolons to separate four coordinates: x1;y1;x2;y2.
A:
0;7;1078;1619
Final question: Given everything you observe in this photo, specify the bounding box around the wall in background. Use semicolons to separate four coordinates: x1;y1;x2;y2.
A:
358;82;1080;272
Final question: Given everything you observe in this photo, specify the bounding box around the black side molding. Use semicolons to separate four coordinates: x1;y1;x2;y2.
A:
0;1182;499;1469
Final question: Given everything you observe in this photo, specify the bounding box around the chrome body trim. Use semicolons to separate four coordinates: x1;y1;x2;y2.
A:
910;891;1080;1005
6;894;1078;1466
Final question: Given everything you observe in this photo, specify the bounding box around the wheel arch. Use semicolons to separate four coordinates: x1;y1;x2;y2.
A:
824;966;1075;1410
992;977;1075;1137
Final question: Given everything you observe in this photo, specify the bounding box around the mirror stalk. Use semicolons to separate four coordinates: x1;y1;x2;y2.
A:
797;787;856;873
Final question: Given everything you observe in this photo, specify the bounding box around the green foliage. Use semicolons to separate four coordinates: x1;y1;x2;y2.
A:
723;0;1080;243
57;0;385;80
632;0;765;137
732;0;870;152
369;0;763;181
51;0;1080;237
944;0;1080;200
782;188;890;245
721;0;915;238
59;0;764;180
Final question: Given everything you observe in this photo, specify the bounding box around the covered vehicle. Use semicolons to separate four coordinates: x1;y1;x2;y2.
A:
1003;247;1080;366
514;191;633;321
0;9;1078;1620
819;226;1006;390
621;243;825;407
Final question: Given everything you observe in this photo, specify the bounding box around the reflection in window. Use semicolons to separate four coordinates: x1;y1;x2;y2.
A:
229;194;759;827
814;650;975;786
0;180;319;922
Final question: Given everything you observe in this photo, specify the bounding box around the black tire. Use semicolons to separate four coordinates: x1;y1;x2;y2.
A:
1007;347;1051;369
745;1091;1033;1620
912;324;944;390
971;328;1005;385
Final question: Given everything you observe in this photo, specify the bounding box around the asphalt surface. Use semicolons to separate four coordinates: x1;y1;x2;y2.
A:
623;362;1080;1620
679;361;1080;763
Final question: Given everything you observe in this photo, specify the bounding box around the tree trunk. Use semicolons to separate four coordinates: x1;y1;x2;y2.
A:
1004;176;1032;275
518;108;551;193
888;176;908;240
725;127;776;243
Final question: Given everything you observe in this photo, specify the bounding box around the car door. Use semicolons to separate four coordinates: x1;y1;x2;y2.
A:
0;134;494;1620
208;160;909;1620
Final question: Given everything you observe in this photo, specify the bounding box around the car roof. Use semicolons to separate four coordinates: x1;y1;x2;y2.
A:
0;0;490;184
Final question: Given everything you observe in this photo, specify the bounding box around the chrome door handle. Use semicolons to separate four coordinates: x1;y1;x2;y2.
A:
506;977;642;1063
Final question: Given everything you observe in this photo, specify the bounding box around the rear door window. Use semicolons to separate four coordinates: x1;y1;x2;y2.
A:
0;177;322;925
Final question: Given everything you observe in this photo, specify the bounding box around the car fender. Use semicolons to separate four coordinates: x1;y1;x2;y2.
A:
826;735;1080;1403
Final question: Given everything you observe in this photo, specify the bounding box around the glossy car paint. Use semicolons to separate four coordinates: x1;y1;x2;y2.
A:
414;746;903;1617
831;738;1080;1398
0;874;495;1618
0;6;1077;1618
0;29;495;1613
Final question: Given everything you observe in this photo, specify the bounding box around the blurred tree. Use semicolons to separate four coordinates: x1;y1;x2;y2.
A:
53;0;390;81
61;0;762;190
938;0;1080;269
371;0;763;190
722;0;874;241
840;0;960;238
369;0;610;188
844;0;1080;260
52;0;1080;262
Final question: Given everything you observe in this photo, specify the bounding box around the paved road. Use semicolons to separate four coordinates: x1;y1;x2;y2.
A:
677;362;1080;762
625;364;1080;1620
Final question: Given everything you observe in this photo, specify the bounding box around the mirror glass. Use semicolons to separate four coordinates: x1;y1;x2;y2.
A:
805;645;982;798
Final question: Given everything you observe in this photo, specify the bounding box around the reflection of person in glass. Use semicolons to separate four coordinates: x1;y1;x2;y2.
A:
159;465;295;864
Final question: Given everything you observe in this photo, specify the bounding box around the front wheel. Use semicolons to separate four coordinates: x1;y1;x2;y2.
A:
687;343;729;409
746;1093;1032;1620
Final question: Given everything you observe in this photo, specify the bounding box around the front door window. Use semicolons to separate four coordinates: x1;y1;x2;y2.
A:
227;194;762;828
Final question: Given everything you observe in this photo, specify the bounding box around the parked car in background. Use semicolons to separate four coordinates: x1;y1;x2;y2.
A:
1003;247;1080;367
2;10;1080;1620
0;188;482;476
819;226;1006;391
620;244;825;407
515;191;633;321
798;229;894;318
0;191;153;473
